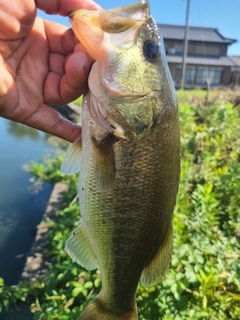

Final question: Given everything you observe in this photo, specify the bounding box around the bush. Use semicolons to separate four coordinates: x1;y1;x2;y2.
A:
1;90;240;319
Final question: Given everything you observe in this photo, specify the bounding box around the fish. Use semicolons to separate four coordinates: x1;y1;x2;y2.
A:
61;0;180;319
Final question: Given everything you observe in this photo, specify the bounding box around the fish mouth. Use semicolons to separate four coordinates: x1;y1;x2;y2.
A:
69;1;151;139
69;0;150;61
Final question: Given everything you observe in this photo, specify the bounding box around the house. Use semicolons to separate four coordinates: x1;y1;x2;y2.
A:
157;24;237;89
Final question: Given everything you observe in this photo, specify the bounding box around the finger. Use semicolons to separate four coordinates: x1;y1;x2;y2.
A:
23;103;82;142
49;53;65;75
0;0;36;40
0;56;18;117
44;51;91;104
44;21;77;55
36;0;100;16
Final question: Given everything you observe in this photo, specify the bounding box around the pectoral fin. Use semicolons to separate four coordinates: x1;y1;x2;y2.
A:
92;134;116;191
65;220;98;270
61;135;82;175
141;226;173;286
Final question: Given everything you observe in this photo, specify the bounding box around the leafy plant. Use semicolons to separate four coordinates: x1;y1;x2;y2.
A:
1;90;240;319
0;278;30;312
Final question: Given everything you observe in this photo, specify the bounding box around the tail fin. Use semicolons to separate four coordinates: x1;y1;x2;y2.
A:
78;296;137;320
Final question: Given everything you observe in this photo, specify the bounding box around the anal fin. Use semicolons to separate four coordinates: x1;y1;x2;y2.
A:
65;220;98;270
141;226;173;286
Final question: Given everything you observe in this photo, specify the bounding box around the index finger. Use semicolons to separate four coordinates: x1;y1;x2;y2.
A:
35;0;100;16
22;102;82;142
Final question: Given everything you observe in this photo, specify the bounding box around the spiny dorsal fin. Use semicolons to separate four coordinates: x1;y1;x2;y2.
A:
61;135;82;175
140;225;173;286
65;220;98;270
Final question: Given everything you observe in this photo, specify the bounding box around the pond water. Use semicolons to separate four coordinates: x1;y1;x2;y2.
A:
0;118;55;285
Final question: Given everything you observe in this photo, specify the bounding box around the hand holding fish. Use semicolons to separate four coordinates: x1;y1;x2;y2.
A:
0;0;98;142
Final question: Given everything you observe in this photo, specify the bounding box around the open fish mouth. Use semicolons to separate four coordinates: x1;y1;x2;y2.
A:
69;1;151;139
69;0;150;61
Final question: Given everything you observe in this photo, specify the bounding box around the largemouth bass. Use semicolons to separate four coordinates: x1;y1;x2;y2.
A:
61;0;180;319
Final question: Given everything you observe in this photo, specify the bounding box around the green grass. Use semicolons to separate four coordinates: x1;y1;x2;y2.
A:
1;90;240;319
73;96;83;106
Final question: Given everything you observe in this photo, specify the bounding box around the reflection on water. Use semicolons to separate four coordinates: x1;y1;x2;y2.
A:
0;118;56;285
0;209;19;249
6;121;40;140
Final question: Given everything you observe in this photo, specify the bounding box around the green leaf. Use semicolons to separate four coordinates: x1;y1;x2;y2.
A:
72;287;83;297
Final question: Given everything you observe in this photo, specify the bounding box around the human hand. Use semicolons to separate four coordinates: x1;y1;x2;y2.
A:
0;0;99;142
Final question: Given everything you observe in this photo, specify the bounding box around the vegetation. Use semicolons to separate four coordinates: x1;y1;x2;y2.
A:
1;90;240;319
74;96;83;106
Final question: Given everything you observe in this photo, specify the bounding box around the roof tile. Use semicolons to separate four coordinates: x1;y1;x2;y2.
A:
157;24;236;44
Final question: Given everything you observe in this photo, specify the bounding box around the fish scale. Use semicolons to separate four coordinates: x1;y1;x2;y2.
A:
61;1;180;319
76;98;179;313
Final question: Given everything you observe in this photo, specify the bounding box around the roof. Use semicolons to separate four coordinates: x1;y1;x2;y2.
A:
157;24;237;45
166;55;236;67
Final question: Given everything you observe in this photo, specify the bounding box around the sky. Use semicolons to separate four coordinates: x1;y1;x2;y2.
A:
37;0;240;56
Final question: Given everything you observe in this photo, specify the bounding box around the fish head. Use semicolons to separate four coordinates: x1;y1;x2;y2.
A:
70;0;177;139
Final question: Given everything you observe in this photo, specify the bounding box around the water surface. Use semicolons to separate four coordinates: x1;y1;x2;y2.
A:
0;118;55;285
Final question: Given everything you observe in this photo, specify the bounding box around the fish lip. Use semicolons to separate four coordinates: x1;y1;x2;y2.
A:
99;0;150;33
69;0;150;25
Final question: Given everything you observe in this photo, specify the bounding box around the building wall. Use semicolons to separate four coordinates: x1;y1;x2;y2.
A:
164;35;234;88
221;66;232;85
219;44;228;56
230;70;240;87
168;63;182;88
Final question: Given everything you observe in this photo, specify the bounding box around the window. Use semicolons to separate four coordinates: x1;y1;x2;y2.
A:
165;42;183;55
196;66;222;85
207;67;223;85
186;66;196;84
195;44;220;56
195;67;209;84
185;66;223;85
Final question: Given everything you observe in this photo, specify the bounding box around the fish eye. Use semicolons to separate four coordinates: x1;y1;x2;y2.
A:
143;40;160;62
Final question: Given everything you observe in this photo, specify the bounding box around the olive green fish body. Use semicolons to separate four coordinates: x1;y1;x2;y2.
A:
80;97;179;310
61;1;180;319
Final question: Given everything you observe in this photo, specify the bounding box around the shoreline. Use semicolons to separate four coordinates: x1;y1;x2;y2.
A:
5;182;68;319
4;102;80;319
20;182;68;284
